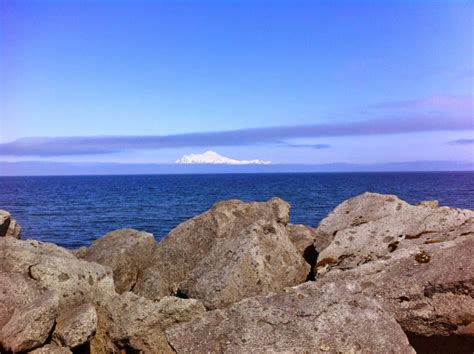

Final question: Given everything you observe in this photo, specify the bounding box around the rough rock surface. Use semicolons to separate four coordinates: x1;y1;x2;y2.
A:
79;228;156;293
134;198;309;308
315;193;411;243
286;224;322;279
166;279;415;353
52;303;97;348
316;192;474;272
91;293;205;353
287;224;317;255
0;209;21;239
0;237;115;309
321;236;474;339
0;292;59;352
178;221;310;309
29;344;73;353
0;272;45;328
0;210;9;236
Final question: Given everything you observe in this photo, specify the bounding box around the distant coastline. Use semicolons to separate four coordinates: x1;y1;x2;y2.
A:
1;160;473;176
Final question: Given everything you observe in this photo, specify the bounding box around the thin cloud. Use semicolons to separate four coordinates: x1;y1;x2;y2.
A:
284;143;331;149
369;94;472;114
1;94;472;157
0;115;472;157
448;139;474;145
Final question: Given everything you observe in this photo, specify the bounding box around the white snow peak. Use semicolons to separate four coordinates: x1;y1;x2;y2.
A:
176;151;271;165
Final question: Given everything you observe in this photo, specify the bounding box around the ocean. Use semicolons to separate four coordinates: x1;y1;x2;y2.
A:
0;172;473;249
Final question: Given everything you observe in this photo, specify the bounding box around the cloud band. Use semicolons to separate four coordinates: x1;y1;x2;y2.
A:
1;115;472;156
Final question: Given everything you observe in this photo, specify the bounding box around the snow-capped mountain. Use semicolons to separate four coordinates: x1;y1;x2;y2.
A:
176;151;271;165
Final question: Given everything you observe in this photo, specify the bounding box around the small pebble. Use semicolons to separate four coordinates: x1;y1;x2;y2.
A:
415;250;430;263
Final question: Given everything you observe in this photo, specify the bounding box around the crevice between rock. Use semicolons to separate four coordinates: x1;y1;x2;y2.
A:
406;331;474;354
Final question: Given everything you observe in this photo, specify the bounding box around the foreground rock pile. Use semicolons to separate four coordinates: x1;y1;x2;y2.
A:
0;193;472;353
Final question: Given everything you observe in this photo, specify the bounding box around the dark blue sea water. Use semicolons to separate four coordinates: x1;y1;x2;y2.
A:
0;172;473;249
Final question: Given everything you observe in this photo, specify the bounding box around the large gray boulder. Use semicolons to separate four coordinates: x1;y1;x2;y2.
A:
166;278;415;353
0;272;45;328
315;192;474;273
91;292;206;353
52;303;97;349
178;221;310;309
315;193;411;243
320;236;474;341
0;237;115;310
0;292;59;352
0;209;21;239
78;228;156;293
134;198;310;308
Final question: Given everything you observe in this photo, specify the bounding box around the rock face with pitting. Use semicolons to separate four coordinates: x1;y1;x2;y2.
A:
29;344;73;353
0;210;9;236
0;272;45;329
321;236;474;340
315;192;474;273
178;221;310;309
166;279;415;353
91;293;206;353
167;228;474;353
286;224;321;276
0;292;59;352
0;209;21;239
52;303;97;349
286;224;318;256
0;237;116;310
134;198;310;308
79;228;156;293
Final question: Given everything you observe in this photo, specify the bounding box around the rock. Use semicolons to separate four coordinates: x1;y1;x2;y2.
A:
167;236;473;352
287;224;318;257
29;344;72;353
417;200;439;208
152;296;208;329
166;279;415;353
179;221;309;309
320;236;474;341
79;228;156;293
134;198;309;308
315;192;474;272
91;292;205;353
69;246;87;258
0;209;9;235
0;237;116;310
314;193;411;252
0;292;59;352
52;303;97;348
6;218;22;239
287;224;320;277
0;272;45;328
0;209;21;239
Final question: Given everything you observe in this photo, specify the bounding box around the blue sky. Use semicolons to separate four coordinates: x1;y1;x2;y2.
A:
0;0;473;166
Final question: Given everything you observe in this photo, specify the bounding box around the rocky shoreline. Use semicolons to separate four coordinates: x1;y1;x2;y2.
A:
0;192;473;353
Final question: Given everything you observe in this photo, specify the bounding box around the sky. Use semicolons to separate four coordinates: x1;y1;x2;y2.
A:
0;0;473;167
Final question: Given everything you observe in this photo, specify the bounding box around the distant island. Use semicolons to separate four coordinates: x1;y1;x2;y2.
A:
176;150;271;165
